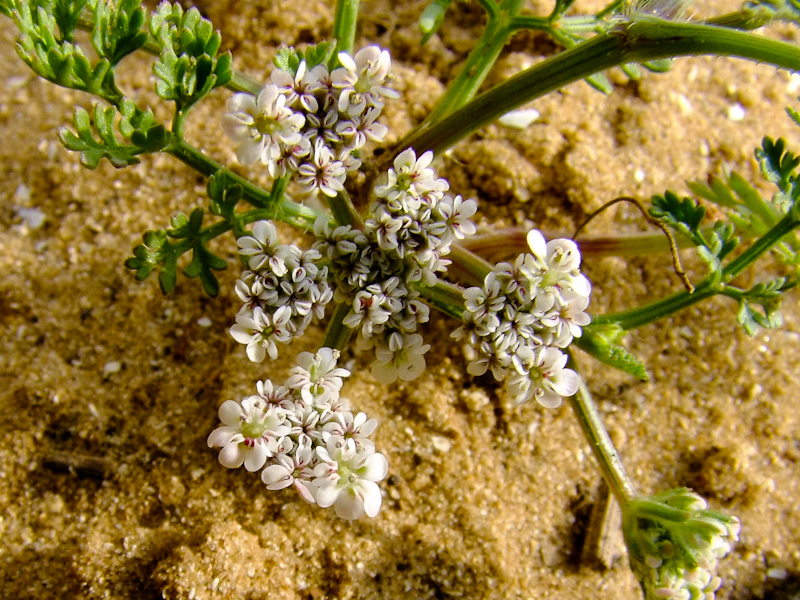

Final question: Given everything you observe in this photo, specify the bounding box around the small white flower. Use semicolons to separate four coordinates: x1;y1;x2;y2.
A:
207;397;290;471
332;46;397;117
436;195;477;241
284;348;351;404
375;148;439;206
323;411;378;452
297;139;347;197
525;230;591;311
261;444;316;503
237;221;286;273
312;439;388;519
221;85;305;168
542;295;592;347
229;305;293;362
271;60;322;113
255;379;293;407
508;345;579;407
371;331;430;384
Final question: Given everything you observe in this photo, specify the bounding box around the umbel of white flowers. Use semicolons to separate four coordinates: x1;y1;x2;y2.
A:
230;147;478;385
208;348;388;520
222;46;396;196
223;44;591;409
453;230;591;407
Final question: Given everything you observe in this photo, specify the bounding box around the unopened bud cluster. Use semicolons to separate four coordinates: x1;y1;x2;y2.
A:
623;489;741;600
208;348;388;520
453;230;591;407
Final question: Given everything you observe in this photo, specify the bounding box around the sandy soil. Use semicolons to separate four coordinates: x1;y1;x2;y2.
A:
1;0;799;598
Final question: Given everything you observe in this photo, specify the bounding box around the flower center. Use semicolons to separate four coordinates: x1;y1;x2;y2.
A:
241;420;268;440
540;268;560;289
253;113;280;136
395;172;412;192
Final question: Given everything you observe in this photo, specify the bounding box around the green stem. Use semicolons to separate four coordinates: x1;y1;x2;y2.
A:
420;0;527;127
721;210;800;279
322;302;355;350
447;244;495;286
593;279;720;330
328;190;364;228
412;279;466;320
166;140;325;229
396;17;800;157
568;354;636;504
332;0;360;57
593;211;800;330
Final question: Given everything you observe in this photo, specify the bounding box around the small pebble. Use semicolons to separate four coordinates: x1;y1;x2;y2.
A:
431;435;452;453
727;103;746;122
103;361;122;377
498;108;540;129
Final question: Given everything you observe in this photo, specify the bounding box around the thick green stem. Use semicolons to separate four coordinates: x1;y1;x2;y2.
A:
412;280;466;320
447;244;495;286
328;190;364;228
568;355;637;504
421;0;527;127
332;0;360;57
322;302;355;350
396;17;800;157
721;210;800;279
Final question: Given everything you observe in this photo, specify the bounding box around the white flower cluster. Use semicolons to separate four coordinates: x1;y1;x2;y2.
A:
231;221;333;362
313;148;478;384
222;46;396;196
627;490;741;600
453;229;591;407
208;348;388;520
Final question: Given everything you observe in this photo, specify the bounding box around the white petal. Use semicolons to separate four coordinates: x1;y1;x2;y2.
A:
244;444;269;472
221;115;252;142
526;229;547;259
537;389;563;409
334;488;365;520
314;480;341;508
246;340;266;363
294;480;317;504
230;324;255;344
237;138;265;166
207;426;237;448
360;480;383;517
262;464;293;489
361;452;388;482
218;442;245;468
218;400;243;426
550;368;579;397
227;93;257;114
252;220;276;246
